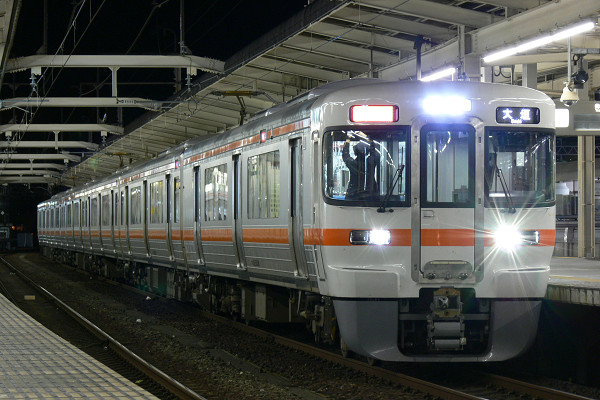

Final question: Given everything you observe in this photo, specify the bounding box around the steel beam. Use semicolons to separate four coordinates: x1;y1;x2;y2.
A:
356;0;499;29
307;21;416;53
0;169;59;176
0;123;123;134
0;141;99;150
0;153;81;161
248;57;348;82
6;55;225;74
375;0;599;80
0;162;67;170
0;97;166;110
332;7;454;42
0;176;60;184
471;0;600;57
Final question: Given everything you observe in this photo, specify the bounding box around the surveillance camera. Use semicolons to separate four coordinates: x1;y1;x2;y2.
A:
560;84;579;107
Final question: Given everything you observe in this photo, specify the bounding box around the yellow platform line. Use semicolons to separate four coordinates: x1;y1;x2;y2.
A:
549;275;600;283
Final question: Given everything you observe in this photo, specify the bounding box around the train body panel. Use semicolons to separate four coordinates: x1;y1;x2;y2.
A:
38;79;556;361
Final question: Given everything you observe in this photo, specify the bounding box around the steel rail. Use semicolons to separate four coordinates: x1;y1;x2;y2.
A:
198;304;595;400
476;372;596;400
198;311;484;400
0;256;206;400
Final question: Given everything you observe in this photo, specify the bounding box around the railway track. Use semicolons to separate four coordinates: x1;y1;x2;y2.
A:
196;308;596;400
0;256;206;400
3;252;598;400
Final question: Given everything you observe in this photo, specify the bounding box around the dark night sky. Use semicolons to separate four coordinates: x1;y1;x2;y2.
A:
14;1;309;59
2;0;309;232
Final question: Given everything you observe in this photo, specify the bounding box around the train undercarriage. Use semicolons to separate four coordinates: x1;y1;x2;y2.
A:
44;246;505;360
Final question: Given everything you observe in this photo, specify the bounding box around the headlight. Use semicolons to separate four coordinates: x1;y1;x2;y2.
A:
493;225;539;251
350;229;391;245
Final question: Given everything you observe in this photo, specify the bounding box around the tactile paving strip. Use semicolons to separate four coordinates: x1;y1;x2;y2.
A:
0;292;158;399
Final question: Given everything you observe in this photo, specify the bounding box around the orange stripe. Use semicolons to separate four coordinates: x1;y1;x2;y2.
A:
483;229;555;247
271;118;310;138
201;228;232;242
171;229;195;241
183;229;195;241
129;229;144;239
148;229;167;240
172;230;182;241
242;228;289;244
184;118;309;165
304;228;411;246
421;229;474;246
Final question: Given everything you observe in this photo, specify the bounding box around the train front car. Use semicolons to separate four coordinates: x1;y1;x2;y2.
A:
317;80;555;361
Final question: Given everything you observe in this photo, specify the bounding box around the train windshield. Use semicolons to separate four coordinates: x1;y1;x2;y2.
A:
323;128;409;206
485;129;554;208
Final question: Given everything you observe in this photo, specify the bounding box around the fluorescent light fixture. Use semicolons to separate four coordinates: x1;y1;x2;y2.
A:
483;21;595;63
421;67;456;82
555;108;570;128
423;96;472;115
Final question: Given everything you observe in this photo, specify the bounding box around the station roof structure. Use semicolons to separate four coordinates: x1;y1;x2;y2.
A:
0;0;598;187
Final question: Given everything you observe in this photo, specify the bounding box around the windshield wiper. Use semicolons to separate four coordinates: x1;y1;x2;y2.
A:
377;164;404;213
496;168;516;213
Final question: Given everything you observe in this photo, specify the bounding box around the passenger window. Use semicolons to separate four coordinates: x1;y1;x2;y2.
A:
174;178;180;223
422;127;474;206
247;151;280;219
130;186;142;224
74;202;80;227
150;180;164;224
101;194;111;226
204;164;228;221
91;197;99;226
67;204;72;227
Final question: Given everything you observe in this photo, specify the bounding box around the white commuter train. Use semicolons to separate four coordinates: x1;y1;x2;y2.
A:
38;79;556;361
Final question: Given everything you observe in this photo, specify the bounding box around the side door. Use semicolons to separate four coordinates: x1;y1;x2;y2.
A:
193;165;205;264
289;137;308;278
417;123;476;282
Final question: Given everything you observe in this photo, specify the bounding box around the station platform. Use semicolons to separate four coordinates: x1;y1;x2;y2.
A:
547;256;600;307
0;292;158;399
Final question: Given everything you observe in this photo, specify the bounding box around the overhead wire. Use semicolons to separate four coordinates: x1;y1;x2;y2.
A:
80;0;173;97
0;0;107;180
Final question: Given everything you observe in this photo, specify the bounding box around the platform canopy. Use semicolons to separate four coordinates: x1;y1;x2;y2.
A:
0;0;598;186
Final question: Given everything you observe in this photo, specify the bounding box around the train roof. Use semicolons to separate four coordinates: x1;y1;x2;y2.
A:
40;78;553;205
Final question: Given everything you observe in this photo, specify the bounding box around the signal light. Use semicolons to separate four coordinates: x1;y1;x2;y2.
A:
350;105;398;123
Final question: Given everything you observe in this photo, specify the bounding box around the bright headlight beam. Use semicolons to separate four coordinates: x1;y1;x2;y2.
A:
483;21;595;63
421;67;456;82
423;96;471;115
369;229;391;245
493;224;523;252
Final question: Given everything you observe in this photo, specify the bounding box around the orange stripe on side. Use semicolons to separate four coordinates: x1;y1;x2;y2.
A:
129;229;144;239
148;229;167;240
421;229;474;246
304;228;411;246
172;229;195;241
184;118;309;165
242;228;289;244
201;228;232;242
483;229;556;247
183;229;195;241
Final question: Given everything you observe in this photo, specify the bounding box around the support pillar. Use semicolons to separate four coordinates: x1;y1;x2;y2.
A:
522;63;537;89
577;58;595;258
577;135;595;258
